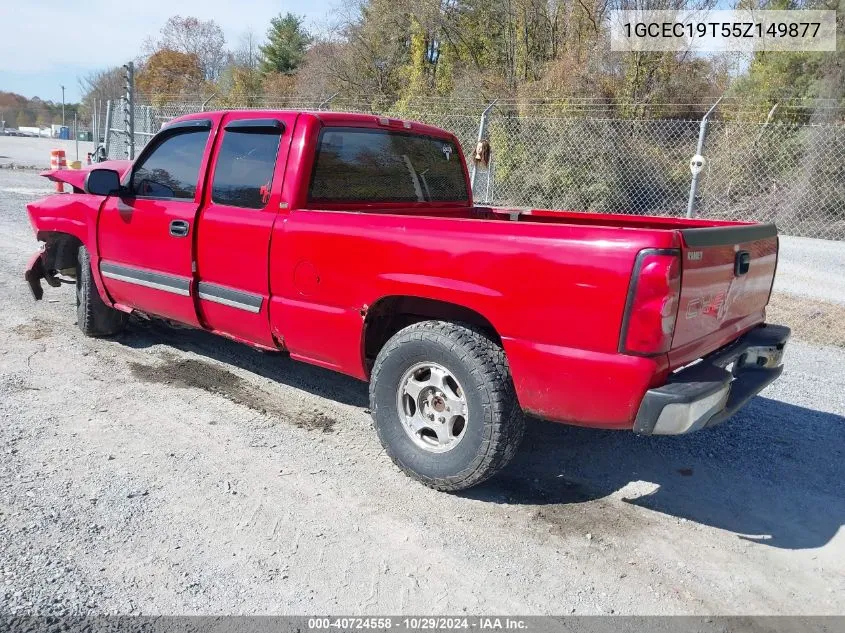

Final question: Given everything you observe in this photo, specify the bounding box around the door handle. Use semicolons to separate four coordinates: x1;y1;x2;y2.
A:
169;220;190;238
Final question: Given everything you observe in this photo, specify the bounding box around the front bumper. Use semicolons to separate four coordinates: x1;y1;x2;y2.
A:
634;324;790;435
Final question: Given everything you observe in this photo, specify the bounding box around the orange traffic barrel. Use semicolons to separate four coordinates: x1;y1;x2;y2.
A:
50;149;67;192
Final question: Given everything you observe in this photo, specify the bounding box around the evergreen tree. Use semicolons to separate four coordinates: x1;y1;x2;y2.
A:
260;13;312;75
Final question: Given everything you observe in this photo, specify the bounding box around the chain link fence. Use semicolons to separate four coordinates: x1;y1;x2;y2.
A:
92;97;845;348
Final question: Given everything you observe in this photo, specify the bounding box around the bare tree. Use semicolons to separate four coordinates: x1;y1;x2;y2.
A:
78;67;124;102
77;67;124;119
233;29;262;71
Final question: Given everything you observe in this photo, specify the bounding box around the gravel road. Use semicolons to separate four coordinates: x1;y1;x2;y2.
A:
1;171;843;616
0;137;96;169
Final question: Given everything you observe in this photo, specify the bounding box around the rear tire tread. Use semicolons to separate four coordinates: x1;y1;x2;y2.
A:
369;320;525;492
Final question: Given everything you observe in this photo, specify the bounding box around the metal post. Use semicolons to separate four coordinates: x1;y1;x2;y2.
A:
686;96;723;218
318;93;339;110
103;99;113;160
74;113;78;161
201;94;216;112
61;85;65;126
485;154;494;203
124;62;135;160
470;100;497;193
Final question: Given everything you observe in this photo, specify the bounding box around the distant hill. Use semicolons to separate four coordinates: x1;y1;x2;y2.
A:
0;91;79;129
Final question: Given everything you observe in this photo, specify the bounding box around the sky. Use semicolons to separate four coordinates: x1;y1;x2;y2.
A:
0;0;337;102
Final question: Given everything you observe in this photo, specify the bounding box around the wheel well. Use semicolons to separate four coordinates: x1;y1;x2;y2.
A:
37;231;83;275
363;296;502;367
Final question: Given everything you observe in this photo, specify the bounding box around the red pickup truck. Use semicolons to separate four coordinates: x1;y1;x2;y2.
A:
25;110;789;491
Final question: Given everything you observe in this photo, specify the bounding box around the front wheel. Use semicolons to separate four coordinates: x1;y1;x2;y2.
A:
76;246;127;337
369;321;525;491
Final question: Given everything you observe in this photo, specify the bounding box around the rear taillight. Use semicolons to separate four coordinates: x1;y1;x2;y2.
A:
620;249;681;355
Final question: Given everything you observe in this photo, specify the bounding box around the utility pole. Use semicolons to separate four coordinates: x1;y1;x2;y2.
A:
123;62;135;160
61;85;65;126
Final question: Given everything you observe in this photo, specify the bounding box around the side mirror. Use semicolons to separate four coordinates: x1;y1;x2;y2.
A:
84;168;121;196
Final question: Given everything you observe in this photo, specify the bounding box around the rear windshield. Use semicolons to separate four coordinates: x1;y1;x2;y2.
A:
308;127;468;204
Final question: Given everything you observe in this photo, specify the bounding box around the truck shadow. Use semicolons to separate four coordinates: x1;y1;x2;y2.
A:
117;317;369;408
117;318;843;550
468;397;845;551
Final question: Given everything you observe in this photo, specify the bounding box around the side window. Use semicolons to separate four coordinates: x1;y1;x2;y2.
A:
211;129;281;209
131;129;210;200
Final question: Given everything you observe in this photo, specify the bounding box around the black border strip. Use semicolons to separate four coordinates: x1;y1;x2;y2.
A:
197;282;263;313
100;261;191;297
682;223;777;247
2;616;838;633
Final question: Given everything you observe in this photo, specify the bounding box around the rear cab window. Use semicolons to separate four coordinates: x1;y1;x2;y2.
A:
308;127;468;205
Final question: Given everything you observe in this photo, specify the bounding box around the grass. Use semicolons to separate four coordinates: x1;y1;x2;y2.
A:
767;292;845;348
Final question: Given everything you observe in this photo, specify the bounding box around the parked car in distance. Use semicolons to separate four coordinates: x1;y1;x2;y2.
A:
24;110;789;491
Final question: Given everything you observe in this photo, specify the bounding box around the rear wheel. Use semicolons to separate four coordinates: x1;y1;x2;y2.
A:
76;246;127;337
369;320;525;491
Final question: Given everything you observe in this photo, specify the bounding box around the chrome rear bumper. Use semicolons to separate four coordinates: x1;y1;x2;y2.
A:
634;324;790;435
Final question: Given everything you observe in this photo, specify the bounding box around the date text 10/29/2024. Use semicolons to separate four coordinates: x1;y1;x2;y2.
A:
307;618;529;630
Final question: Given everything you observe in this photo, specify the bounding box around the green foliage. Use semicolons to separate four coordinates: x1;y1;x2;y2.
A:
218;67;265;107
259;13;312;75
728;0;845;122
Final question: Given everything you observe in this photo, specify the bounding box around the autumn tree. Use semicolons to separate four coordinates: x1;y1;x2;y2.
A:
0;91;74;128
145;15;227;81
260;13;312;75
136;50;205;101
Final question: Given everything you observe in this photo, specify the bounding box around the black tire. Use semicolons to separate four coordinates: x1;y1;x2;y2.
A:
76;245;127;337
369;320;525;492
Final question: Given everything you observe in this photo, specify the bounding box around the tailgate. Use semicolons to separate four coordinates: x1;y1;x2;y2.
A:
670;223;778;367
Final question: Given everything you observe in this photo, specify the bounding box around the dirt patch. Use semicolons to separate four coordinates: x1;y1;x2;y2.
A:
128;355;337;433
293;408;337;433
532;494;653;545
12;319;54;341
767;292;845;348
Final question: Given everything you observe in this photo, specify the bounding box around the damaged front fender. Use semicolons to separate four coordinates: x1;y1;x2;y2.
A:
25;234;80;301
25;251;48;300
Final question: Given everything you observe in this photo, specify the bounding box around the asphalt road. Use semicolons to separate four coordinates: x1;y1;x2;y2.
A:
776;236;845;305
1;171;843;616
